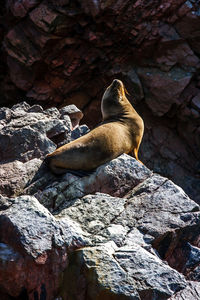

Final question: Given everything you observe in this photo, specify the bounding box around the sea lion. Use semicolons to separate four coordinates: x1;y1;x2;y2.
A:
46;79;144;174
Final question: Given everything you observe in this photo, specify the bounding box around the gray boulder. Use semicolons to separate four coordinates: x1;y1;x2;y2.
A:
0;102;200;300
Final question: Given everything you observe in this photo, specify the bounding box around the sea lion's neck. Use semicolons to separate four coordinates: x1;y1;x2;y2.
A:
102;112;132;124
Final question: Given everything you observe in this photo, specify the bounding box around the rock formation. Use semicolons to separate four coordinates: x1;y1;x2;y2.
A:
0;0;200;203
0;102;200;300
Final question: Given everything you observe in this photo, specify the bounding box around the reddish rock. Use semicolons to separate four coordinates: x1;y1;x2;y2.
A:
82;97;102;128
0;0;200;207
7;0;40;18
156;40;199;69
191;93;200;112
7;56;35;91
47;75;65;89
138;107;200;203
61;91;91;110
0;195;68;300
4;25;41;66
23;21;60;50
26;81;52;101
122;69;144;102
30;3;61;33
81;0;101;16
0;159;43;197
138;67;192;116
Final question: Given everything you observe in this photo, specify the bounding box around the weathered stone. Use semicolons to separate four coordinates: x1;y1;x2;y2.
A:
61;241;187;300
156;40;199;69
169;281;200;300
114;244;187;298
0;102;73;163
7;56;35;91
188;265;200;281
138;110;200;204
7;0;40;18
35;154;151;210
115;174;199;236
70;124;90;140
81;96;102;128
191;108;200;119
57;193;127;235
54;171;200;299
0;158;43;197
4;25;41;66
26;80;53;101
191;93;200;112
186;243;200;270
0;194;91;299
30;3;64;33
59;104;83;128
0;195;67;299
122;69;144;102
175;6;200;54
0;102;88;199
154;23;199;69
1;1;200;205
0;125;55;163
138;67;192;116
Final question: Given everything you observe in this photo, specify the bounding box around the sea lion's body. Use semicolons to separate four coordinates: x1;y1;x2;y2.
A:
46;79;144;174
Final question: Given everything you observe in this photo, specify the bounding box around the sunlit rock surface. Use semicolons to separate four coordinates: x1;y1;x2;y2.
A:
0;102;200;299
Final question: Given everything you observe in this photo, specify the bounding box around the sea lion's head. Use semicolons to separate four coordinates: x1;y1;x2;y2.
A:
101;79;129;120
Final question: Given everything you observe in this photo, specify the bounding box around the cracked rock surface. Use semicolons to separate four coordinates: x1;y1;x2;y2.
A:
1;0;200;204
0;102;200;300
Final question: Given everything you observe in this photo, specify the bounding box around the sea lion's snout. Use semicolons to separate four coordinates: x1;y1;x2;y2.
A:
111;79;123;88
110;79;125;97
102;79;125;106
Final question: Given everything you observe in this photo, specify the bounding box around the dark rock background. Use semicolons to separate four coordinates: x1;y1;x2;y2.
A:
0;0;200;201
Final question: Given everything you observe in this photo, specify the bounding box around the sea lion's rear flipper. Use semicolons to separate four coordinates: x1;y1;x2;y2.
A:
44;154;94;176
132;148;143;165
48;165;94;177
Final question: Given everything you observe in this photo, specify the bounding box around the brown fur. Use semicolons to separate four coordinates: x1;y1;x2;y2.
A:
46;79;144;174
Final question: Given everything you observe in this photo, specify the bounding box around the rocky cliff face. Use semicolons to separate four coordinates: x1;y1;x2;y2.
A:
0;102;200;300
0;0;200;203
